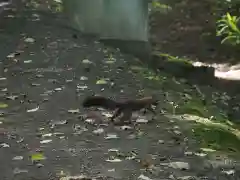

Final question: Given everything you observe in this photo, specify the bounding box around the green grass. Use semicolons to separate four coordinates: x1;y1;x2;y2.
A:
131;56;240;157
152;51;193;65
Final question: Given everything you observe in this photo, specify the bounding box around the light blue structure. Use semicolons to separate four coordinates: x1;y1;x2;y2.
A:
63;0;149;42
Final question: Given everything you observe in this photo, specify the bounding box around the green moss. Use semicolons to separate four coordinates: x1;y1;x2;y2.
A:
193;123;240;154
151;1;172;14
152;52;193;65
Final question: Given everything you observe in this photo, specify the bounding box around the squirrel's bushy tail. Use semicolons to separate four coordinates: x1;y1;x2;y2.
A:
82;96;121;109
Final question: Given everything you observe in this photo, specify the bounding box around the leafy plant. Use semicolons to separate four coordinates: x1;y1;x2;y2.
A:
216;12;240;45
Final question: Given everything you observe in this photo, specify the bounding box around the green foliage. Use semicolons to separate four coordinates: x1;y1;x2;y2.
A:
216;12;240;45
193;121;240;154
150;0;172;14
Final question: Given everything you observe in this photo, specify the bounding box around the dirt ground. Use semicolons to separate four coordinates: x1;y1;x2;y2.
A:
150;0;240;65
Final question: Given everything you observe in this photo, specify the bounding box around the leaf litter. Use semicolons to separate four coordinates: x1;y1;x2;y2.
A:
27;106;39;112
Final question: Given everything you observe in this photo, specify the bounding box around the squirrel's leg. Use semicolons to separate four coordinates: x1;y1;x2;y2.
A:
110;108;122;121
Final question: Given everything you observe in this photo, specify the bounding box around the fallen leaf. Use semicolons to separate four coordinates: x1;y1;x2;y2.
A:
17;137;24;143
13;168;28;174
24;60;33;63
7;53;16;58
66;79;73;83
108;168;115;172
60;175;90;180
82;59;93;64
104;134;119;139
73;124;88;135
0;103;8;108
36;163;44;168
27;106;39;112
136;118;149;123
108;148;119;152
40;139;52;144
194;152;207;157
80;76;88;80
184;151;193;156
222;169;235;175
54;87;63;91
200;148;216;152
119;125;132;130
52;120;68;125
42;133;53;137
93;128;104;135
106;158;122;162
31;153;46;161
162;161;190;170
0;77;6;81
6;95;18;100
12;156;24;160
158;140;164;144
173;130;181;135
177;176;195;180
54;132;65;136
0;143;10;148
101;112;112;118
85;118;95;124
1;88;7;92
68;109;80;114
77;85;88;90
96;79;108;85
31;83;41;86
138;174;153;180
24;37;35;43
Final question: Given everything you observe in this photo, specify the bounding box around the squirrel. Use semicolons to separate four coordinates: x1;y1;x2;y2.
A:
82;95;158;122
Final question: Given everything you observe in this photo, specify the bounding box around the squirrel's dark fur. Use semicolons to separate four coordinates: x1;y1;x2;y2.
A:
82;95;158;122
